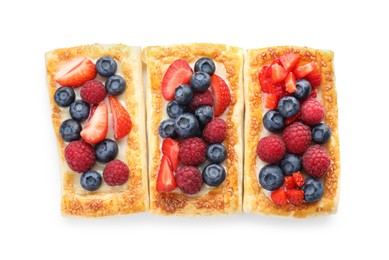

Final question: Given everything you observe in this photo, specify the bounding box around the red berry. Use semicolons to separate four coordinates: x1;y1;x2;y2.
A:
64;141;95;173
156;155;177;192
103;159;129;186
301;99;325;126
302;145;331;178
210;74;231;117
81;102;108;144
256;135;286;164
109;96;132;140
292;172;305;187
80;80;106;104
284;176;296;190
264;94;278;109
279;53;300;72
282;122;312;154
175;166;203;195
162;138;179;171
189;90;214;110
202;118;227;143
285;110;301;125
178;137;206;166
258;65;272;93
271;188;287;206
161;60;193;100
305;72;321;87
285;72;296;93
293;62;315;79
271;63;287;84
286;189;304;205
56;58;97;88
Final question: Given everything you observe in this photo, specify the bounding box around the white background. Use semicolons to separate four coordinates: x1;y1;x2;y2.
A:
0;0;388;259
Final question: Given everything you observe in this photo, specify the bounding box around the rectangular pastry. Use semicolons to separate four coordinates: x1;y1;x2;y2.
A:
45;44;149;217
143;43;244;215
243;46;340;217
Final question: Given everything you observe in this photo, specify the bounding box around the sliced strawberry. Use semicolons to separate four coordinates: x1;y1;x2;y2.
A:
285;72;296;93
286;189;304;206
285;111;301;125
210;74;231;116
161;59;193;100
284;176;296;190
156;155;177;193
89;104;98;120
271;188;287;206
280;53;300;72
109;96;132;140
56;58;97;87
264;94;278;109
271;63;287;84
162;138;179;171
293;62;315;79
292;172;305;187
81;102;108;144
305;72;321;87
258;66;272;93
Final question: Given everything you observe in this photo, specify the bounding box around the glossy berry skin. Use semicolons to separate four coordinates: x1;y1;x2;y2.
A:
194;57;216;75
195;106;213;125
54;87;75;107
263;110;285;132
59;119;82;142
202;164;226;186
312;123;332;144
280;154;302;176
174;113;199;138
174;84;194;105
167;100;186;118
190;72;211;92
159;118;177;138
94;139;118;163
207;143;227;163
293;79;312;100
259;165;284;191
80;170;102;191
69;100;90;122
105;75;126;96
277;96;300;118
303;177;324;203
95;56;117;77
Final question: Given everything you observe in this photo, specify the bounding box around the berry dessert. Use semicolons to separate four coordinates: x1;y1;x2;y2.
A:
46;44;148;217
143;43;244;215
244;46;340;217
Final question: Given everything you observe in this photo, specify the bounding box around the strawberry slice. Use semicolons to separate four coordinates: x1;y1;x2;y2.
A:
292;172;305;187
271;63;287;84
264;94;278;109
161;59;193;101
305;72;321;87
81;102;108;144
258;66;272;93
293;62;315;79
210;74;231;117
89;104;98;120
109;96;132;140
286;189;304;206
156;155;177;192
284;176;296;190
285;111;301;125
162;138;179;171
271;188;287;206
56;58;97;87
280;53;300;72
285;72;296;93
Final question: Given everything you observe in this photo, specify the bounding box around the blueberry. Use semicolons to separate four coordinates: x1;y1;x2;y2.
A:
95;139;118;163
280;154;302;176
293;79;312;100
167;100;186;118
259;165;284;191
105;75;126;96
69;100;90;122
194;57;216;76
174;84;194;105
80;170;102;191
263;110;285;132
312;123;332;144
277;96;300;118
96;56;117;77
207;143;227;163
174;113;199;138
202;164;226;186
303;178;324;203
195;106;213;125
190;72;211;92
59;119;82;142
54;87;75;107
159;118;177;138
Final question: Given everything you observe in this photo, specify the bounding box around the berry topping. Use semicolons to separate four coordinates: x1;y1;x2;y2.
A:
175;166;203;195
161;59;193;101
56;57;97;88
80;80;107;104
292;172;305;187
305;72;321;87
69;100;90;122
80;170;102;191
54;87;75;107
210;74;231;116
301;99;325;126
264;94;278;110
285;110;301;126
189;90;214;110
202;118;227;143
256;135;286;164
95;56;117;77
174;84;194;105
207;143;227;164
293;79;312;100
80;102;108;144
103;159;129;186
259;165;284;191
194;57;216;75
303;178;324;203
94;139;118;163
293;62;315;79
270;188;287;206
191;71;211;92
263;110;285;133
282;122;312;154
178;137;206;166
162;138;179;171
159;118;177;138
271;63;287;83
156;155;177;193
312;123;332;144
286;189;304;205
258;65;272;94
280;154;302;176
174;113;199;138
167;100;186;118
302;145;330;178
285;72;296;93
109;96;132;139
59;119;82;142
284;176;296;190
105;75;126;96
277;96;300;118
202;164;226;186
195;106;213;125
279;52;300;72
64;141;95;173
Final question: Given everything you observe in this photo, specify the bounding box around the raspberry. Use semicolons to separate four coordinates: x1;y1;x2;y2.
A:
64;141;95;173
301;99;325;126
103;159;129;186
80;80;107;104
189;90;214;110
302;145;331;178
286;189;304;205
282;122;312;154
256;135;286;164
175;166;203;195
202;118;227;143
179;137;206;166
284;176;296;190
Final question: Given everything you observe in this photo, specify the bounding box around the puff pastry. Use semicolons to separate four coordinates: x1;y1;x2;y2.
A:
143;43;244;215
45;44;149;217
243;46;340;217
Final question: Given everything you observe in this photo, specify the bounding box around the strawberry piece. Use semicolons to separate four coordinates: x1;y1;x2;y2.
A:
284;176;296;190
109;96;132;140
162;138;179;171
156;155;177;192
280;53;300;72
89;104;98;119
56;58;97;87
285;111;301;125
271;188;287;206
305;72;321;87
81;102;108;144
210;74;231;116
293;62;315;79
264;94;278;109
161;60;193;100
271;63;287;84
285;72;296;93
258;66;272;93
293;172;305;187
286;189;304;205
